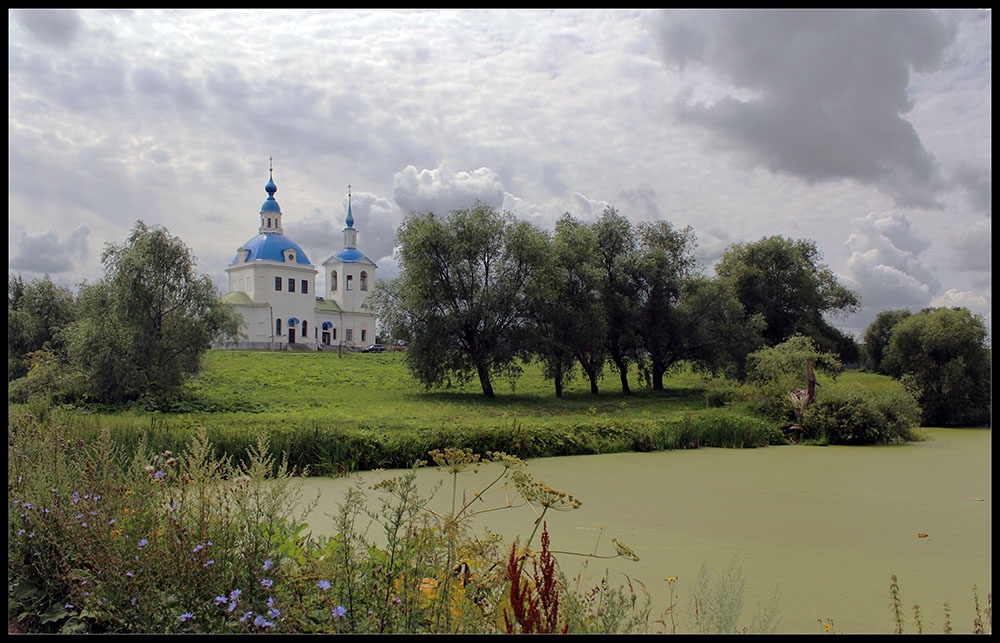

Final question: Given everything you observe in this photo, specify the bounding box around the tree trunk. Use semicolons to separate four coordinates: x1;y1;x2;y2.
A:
611;353;631;395
477;362;495;398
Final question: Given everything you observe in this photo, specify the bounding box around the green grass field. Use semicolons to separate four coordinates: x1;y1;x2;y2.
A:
179;349;737;432
9;349;903;475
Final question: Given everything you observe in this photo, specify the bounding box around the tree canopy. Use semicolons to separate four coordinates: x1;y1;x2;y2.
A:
64;221;241;403
8;273;77;381
374;202;549;397
715;236;860;358
881;307;991;427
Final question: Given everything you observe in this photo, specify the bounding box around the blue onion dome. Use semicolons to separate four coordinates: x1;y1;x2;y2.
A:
260;171;280;213
335;247;365;262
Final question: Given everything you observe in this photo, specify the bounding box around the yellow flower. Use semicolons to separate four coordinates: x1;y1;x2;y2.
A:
418;577;439;595
110;529;122;538
825;622;831;632
122;508;132;515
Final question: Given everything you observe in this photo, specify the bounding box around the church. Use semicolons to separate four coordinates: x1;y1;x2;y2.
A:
218;164;378;350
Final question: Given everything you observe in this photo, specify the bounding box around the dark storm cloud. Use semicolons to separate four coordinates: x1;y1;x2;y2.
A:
11;8;83;47
649;9;958;209
10;225;90;275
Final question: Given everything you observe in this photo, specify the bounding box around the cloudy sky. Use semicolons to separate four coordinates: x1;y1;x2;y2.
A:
8;9;992;339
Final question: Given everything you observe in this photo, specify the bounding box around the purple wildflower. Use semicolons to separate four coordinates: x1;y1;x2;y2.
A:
317;580;331;590
263;558;274;571
180;612;194;622
261;578;273;589
332;606;347;618
137;538;148;548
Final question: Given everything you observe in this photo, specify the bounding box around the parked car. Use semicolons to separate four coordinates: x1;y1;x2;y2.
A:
362;344;385;353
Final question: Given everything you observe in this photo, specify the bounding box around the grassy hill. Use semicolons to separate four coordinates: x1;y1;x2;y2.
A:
10;350;901;475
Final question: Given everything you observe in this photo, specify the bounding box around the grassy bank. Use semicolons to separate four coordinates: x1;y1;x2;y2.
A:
11;350;797;475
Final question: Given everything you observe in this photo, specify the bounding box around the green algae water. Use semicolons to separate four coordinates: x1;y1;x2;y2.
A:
296;428;991;634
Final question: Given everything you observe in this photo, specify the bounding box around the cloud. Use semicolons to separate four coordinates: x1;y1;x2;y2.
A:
10;8;84;47
10;225;90;275
392;163;507;214
648;9;958;209
841;211;939;329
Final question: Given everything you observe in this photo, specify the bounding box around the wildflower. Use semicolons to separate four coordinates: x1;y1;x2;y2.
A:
214;595;227;605
108;519;116;526
203;559;215;567
263;558;274;571
240;611;253;623
64;603;74;610
825;622;831;633
392;597;401;605
253;615;274;628
180;612;194;622
332;606;347;618
267;607;281;619
154;471;165;479
228;601;237;613
229;589;242;601
138;538;148;548
317;580;331;590
261;578;273;589
267;597;275;608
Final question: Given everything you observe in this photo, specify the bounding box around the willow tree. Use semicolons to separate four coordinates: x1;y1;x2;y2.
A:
64;221;241;404
383;202;549;397
715;236;859;353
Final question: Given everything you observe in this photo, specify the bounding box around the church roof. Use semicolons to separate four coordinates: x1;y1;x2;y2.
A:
220;291;255;305
231;233;312;265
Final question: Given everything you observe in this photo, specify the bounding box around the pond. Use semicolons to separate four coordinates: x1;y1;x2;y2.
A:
295;428;991;634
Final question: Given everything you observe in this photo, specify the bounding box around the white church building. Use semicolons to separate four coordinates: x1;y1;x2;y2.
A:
218;165;378;350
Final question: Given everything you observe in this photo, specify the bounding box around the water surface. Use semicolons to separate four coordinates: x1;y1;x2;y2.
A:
296;428;991;634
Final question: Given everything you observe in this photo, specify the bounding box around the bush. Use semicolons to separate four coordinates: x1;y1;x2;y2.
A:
799;385;922;445
8;413;650;634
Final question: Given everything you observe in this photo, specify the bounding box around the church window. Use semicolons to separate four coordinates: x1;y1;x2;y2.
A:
361;329;367;342
288;279;295;293
301;280;308;294
360;271;368;291
331;271;338;291
347;275;354;291
302;320;308;336
275;276;282;291
267;217;272;228
346;329;353;342
276;319;282;336
332;328;337;340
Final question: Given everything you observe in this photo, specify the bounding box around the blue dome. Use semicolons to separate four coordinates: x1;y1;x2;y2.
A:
335;248;366;263
261;173;281;213
231;233;311;265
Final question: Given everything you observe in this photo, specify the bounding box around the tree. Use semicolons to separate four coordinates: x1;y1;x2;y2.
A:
862;308;912;373
533;214;608;396
593;207;641;395
381;202;549;397
64;221;242;404
8;273;77;380
670;276;766;379
631;220;700;391
715;236;860;358
881;307;991;427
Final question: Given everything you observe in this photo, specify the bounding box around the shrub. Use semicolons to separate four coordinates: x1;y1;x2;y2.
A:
799;385;922;445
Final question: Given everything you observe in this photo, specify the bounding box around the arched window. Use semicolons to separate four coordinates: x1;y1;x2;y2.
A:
347;275;354;291
302;320;308;337
360;271;368;291
331;271;338;291
276;318;282;336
